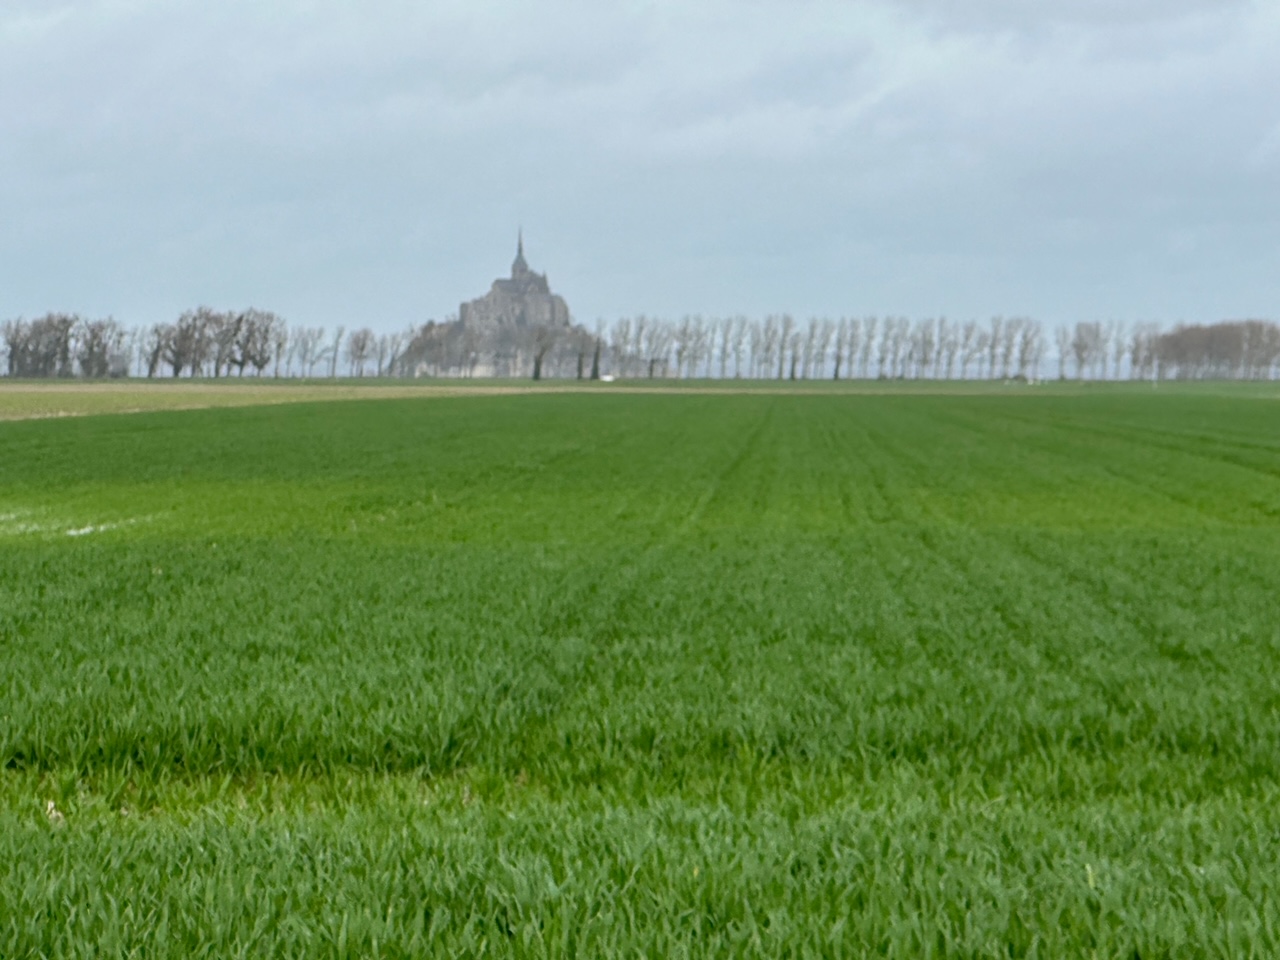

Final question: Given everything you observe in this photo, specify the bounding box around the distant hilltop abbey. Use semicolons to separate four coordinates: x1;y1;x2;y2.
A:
459;232;571;331
396;232;587;378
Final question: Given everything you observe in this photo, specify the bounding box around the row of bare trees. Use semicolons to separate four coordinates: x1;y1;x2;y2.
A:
1148;321;1280;380
373;315;1280;382
5;310;1280;381
1048;320;1280;382
1;315;128;378
430;315;1279;383
138;308;286;378
389;315;1053;382
591;315;1051;382
0;310;410;380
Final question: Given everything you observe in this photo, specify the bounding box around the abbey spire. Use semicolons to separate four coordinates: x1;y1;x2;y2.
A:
512;229;529;278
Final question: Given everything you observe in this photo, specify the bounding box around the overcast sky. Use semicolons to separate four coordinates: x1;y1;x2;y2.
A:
2;0;1278;331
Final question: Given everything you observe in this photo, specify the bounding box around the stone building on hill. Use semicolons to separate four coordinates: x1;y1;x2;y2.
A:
459;233;571;331
396;233;589;379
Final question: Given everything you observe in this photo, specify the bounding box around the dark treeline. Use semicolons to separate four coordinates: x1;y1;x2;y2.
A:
4;311;1279;382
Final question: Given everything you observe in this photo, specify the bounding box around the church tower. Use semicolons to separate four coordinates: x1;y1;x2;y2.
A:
512;230;529;279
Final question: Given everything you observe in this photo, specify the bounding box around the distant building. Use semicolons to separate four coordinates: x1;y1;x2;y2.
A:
459;233;571;331
396;233;583;378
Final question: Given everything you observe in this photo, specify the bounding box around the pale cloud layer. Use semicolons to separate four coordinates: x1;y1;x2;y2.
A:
2;0;1277;329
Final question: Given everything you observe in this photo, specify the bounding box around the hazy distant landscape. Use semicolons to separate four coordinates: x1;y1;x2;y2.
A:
5;310;1280;384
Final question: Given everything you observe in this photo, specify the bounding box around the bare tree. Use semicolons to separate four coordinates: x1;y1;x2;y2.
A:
858;317;877;379
801;318;819;379
207;310;239;377
776;315;794;379
590;322;603;380
3;314;78;377
714;317;731;379
832;319;848;380
141;324;168;378
1071;322;1103;380
643;319;672;378
884;317;908;378
609;317;633;378
327;326;346;378
813;319;834;379
913;318;936;380
1129;325;1155;381
876;318;894;378
385;329;408;377
573;328;590;380
166;308;217;377
76;317;125;378
115;325;140;377
999;317;1020;379
759;315;780;379
1015;318;1042;380
939;318;959;380
2;320;22;377
346;327;374;376
284;329;301;377
235;309;277;376
731;316;749;379
1053;326;1071;379
633;317;650;378
270;315;290;377
675;315;710;379
967;333;981;379
530;324;557;380
977;320;998;378
778;327;798;378
292;326;326;378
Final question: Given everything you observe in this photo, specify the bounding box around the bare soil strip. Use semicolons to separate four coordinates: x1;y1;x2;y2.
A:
0;379;1272;422
0;380;1008;421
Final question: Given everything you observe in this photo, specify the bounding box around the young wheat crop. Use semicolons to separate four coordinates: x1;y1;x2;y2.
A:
1;390;1277;956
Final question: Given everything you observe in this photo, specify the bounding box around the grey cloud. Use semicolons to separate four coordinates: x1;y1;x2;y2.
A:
1;0;1278;329
890;0;1255;32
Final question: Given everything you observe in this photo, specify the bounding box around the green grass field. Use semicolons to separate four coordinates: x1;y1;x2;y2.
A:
2;385;1279;956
